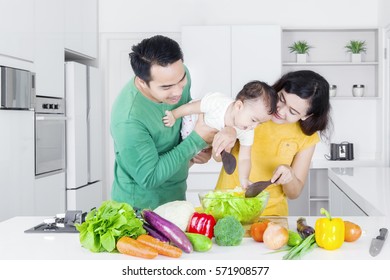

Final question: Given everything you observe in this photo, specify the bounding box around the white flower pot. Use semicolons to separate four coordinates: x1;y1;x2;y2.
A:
329;85;337;97
352;85;365;97
351;53;362;63
296;53;307;63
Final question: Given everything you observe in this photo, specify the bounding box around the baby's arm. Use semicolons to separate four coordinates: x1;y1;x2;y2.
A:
163;100;202;127
238;145;252;188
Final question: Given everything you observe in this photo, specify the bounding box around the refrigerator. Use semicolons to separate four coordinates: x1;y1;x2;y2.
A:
65;61;103;213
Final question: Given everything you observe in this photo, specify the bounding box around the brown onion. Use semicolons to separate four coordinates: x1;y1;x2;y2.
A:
263;222;289;250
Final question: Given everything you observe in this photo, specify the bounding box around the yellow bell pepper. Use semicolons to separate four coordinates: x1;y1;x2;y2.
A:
315;208;344;250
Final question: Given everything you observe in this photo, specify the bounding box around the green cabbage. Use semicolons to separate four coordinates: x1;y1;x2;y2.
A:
201;189;269;224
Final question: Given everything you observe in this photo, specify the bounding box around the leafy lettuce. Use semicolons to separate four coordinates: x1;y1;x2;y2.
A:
75;200;146;252
201;188;269;224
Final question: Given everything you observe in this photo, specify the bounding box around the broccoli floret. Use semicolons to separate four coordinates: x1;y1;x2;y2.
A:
213;216;244;246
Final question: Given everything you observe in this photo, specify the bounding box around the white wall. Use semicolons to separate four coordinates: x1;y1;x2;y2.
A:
100;0;379;32
378;0;390;27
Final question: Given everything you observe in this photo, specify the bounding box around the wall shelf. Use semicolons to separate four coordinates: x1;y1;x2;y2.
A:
330;96;381;100
283;62;378;66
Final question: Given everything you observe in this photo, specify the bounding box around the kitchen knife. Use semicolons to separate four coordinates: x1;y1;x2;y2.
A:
369;228;388;257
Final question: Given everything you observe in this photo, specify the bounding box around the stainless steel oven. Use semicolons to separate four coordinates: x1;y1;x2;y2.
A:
35;96;66;177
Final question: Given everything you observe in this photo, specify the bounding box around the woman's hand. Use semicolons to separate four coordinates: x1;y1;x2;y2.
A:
212;127;237;156
271;164;295;185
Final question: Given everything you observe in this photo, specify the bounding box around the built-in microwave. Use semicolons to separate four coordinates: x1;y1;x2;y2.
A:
0;65;35;110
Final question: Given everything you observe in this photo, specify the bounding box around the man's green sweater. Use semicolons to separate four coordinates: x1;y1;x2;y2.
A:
110;69;206;209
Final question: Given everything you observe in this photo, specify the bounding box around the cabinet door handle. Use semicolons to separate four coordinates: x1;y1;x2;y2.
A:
36;116;68;121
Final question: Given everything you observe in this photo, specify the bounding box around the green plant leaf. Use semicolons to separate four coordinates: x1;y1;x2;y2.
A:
288;40;313;54
345;40;367;54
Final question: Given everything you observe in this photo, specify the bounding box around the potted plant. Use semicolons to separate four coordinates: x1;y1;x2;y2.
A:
345;40;367;62
288;40;313;63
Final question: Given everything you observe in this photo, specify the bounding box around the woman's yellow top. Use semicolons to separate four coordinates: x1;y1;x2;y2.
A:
215;121;319;216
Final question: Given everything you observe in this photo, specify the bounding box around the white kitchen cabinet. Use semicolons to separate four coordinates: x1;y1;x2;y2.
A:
64;0;98;58
87;66;103;182
0;0;34;62
65;62;88;189
287;179;310;216
34;172;66;215
329;179;367;216
287;169;329;216
34;0;65;98
0;110;35;222
181;26;231;99
308;169;329;215
182;25;282;194
231;25;282;95
181;25;281;99
67;181;102;213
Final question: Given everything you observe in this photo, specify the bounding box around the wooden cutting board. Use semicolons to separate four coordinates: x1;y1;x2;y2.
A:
243;216;289;237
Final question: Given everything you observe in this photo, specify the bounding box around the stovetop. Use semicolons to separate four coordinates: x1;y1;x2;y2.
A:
24;210;86;233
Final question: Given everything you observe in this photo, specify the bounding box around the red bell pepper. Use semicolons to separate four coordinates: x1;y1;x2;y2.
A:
187;213;216;239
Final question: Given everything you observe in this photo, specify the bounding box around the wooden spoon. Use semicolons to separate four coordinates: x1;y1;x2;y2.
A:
245;175;281;198
221;150;237;175
244;180;273;198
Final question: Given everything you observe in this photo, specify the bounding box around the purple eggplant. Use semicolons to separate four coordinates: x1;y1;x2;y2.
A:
297;217;315;239
143;222;170;243
142;210;193;253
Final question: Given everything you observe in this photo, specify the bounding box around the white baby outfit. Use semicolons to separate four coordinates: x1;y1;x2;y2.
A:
181;92;254;146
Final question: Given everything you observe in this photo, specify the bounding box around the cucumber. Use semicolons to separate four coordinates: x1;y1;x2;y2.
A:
185;233;212;252
287;230;303;247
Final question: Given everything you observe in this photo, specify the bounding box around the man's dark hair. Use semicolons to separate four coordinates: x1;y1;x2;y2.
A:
129;35;183;85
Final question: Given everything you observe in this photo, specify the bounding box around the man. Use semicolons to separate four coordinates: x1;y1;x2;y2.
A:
110;35;218;209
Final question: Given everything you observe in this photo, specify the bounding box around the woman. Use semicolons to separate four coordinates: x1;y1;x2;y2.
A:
215;70;331;216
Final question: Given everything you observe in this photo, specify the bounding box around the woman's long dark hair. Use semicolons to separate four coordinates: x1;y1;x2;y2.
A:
272;70;331;137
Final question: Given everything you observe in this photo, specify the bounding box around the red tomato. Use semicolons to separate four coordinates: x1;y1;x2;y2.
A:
344;221;362;242
250;220;269;242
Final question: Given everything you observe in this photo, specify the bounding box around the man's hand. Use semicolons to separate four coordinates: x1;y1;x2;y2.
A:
191;148;212;164
193;114;218;144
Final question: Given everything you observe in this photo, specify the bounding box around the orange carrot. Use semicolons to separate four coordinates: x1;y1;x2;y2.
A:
116;236;158;259
137;234;183;258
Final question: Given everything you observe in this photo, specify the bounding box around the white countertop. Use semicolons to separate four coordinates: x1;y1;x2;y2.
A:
1;167;389;261
328;167;390;216
0;216;389;260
